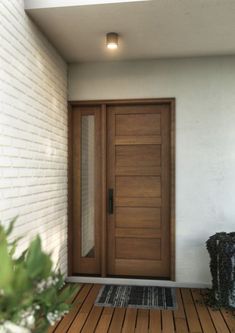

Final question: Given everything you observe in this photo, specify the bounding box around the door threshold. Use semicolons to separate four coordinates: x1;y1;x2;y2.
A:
66;276;210;289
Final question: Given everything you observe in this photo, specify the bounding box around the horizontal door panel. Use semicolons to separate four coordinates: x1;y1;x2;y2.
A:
116;197;162;207
109;104;168;114
115;135;161;145
116;176;161;198
114;259;169;277
116;238;161;260
116;166;161;176
116;145;161;175
116;113;161;136
116;207;161;229
115;228;161;238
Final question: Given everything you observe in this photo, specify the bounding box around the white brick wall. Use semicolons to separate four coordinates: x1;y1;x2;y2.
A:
0;0;68;274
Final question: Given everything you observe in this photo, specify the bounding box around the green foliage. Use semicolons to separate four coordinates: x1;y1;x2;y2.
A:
26;237;52;280
0;226;14;294
0;218;79;332
206;232;235;309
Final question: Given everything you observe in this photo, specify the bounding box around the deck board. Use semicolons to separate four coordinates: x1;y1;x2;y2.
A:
67;284;101;332
208;308;230;333
149;309;161;333
122;308;137;333
135;309;149;333
221;309;235;333
191;289;216;333
181;288;202;333
95;307;114;333
108;308;126;333
162;310;175;333
49;284;235;333
54;284;92;333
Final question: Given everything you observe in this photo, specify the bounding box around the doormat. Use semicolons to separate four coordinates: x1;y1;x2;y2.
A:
95;285;177;310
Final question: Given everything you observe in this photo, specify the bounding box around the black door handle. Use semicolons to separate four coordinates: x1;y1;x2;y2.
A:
108;189;114;214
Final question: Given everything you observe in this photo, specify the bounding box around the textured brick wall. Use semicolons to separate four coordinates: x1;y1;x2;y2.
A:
0;0;68;274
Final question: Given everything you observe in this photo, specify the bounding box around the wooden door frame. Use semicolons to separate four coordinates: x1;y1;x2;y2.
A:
68;98;176;280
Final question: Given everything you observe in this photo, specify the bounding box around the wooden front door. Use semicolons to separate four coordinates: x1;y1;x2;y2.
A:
107;104;171;278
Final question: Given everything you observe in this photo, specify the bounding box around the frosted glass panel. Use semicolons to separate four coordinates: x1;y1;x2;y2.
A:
81;115;95;258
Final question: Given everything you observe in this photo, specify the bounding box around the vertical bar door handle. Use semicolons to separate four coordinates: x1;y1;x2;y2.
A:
108;189;114;214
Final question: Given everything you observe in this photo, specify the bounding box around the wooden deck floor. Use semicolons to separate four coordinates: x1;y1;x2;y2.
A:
50;284;235;333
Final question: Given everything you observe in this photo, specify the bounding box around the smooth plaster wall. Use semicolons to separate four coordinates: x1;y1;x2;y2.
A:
0;0;68;274
69;57;235;285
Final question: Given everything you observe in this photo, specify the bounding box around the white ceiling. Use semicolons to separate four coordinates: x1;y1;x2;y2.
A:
25;0;235;63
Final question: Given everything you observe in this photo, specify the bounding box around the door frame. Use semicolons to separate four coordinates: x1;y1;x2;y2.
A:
68;98;176;280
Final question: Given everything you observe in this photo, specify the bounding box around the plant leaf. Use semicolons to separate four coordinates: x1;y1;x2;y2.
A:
26;236;52;279
0;233;13;293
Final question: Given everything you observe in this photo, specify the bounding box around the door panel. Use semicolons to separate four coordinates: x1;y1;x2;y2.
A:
116;196;162;207
116;145;161;175
107;104;171;278
116;238;161;260
115;228;161;238
116;207;161;229
115;113;161;136
115;135;162;145
114;259;167;277
116;176;161;198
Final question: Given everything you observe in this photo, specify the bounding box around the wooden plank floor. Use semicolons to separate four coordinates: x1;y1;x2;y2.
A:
49;284;235;333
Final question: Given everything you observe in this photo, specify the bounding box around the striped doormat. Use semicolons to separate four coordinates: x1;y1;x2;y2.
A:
95;285;177;310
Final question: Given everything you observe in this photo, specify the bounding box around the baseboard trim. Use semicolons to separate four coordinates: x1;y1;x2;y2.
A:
66;276;211;289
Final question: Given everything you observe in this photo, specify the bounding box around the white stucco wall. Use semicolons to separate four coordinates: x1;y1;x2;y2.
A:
68;57;235;285
0;0;68;274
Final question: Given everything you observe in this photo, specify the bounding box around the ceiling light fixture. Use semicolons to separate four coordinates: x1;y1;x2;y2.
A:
106;32;119;50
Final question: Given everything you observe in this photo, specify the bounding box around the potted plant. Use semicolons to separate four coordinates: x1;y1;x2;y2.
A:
206;232;235;309
0;218;77;332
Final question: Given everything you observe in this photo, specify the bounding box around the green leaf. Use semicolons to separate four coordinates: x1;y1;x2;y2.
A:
0;225;5;241
13;265;30;294
26;236;52;279
0;234;13;293
39;287;57;307
41;254;53;278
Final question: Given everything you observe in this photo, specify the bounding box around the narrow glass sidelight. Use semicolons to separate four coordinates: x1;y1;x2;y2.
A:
108;188;114;214
81;115;95;258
